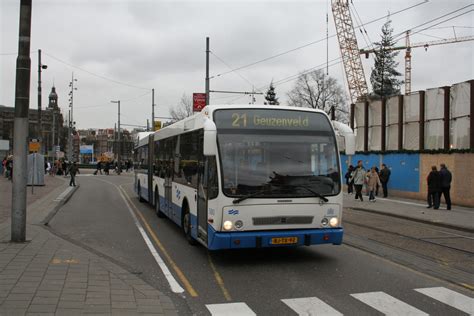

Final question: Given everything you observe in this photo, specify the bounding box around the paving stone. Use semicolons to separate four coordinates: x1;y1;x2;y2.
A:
59;294;85;301
35;291;61;299
111;301;136;309
61;288;86;295
27;304;57;313
111;310;140;316
111;294;135;302
57;300;85;309
25;312;55;316
138;305;164;314
86;292;110;299
63;282;87;289
111;289;134;296
31;297;59;305
5;293;34;300
83;304;111;313
10;287;37;294
87;286;110;293
136;299;163;306
55;308;83;316
0;307;28;315
85;298;110;305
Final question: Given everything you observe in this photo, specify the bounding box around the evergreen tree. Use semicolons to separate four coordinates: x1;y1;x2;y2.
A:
264;82;279;105
370;20;403;99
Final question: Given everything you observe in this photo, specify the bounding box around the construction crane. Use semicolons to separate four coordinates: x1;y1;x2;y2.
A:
360;32;474;94
331;0;369;104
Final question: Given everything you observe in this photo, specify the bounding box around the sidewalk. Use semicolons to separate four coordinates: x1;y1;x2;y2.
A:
344;192;474;233
0;173;179;315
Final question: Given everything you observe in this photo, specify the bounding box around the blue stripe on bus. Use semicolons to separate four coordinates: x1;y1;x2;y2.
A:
207;226;343;250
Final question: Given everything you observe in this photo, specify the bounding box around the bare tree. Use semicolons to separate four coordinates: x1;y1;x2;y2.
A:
169;93;193;121
287;69;349;123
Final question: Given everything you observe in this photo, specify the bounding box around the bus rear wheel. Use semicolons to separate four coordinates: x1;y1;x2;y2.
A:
182;207;197;245
155;191;165;218
137;184;144;202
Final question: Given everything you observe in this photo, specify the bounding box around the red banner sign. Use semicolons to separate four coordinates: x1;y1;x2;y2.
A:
193;93;206;112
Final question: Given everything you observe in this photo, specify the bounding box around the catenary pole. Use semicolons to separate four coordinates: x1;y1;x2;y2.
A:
205;37;210;105
152;89;155;131
12;0;32;242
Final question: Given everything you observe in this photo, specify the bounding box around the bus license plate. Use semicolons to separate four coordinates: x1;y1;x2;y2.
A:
271;237;298;245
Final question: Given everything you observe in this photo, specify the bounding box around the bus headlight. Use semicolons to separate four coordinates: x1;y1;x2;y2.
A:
223;220;233;231
329;217;339;227
234;220;243;229
321;218;329;226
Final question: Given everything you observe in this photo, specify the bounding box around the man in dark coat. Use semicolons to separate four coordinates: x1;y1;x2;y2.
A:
427;166;441;209
439;163;452;210
68;162;79;186
379;164;391;198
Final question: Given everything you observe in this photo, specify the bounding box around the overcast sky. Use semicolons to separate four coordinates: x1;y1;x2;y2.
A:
1;0;473;129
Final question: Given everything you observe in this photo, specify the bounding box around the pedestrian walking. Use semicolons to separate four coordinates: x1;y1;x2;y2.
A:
345;165;355;194
104;161;110;175
379;163;391;198
68;162;79;186
367;166;382;202
94;160;102;175
352;160;366;201
427;166;441;209
439;163;452;210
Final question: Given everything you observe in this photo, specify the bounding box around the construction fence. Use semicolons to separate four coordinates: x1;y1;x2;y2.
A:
351;80;473;152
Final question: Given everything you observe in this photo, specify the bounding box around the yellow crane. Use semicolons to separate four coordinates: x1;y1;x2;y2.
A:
360;32;474;94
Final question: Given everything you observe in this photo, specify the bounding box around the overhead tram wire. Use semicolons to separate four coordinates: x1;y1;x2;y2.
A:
210;51;262;93
350;0;376;51
211;0;428;80
42;52;151;91
391;4;473;43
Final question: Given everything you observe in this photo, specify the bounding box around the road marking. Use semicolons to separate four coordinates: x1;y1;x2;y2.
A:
208;253;232;301
118;184;198;297
351;291;428;315
206;302;256;316
281;297;343;315
115;185;185;294
415;287;474;314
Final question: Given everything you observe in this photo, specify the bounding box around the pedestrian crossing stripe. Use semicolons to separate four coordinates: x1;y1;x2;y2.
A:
206;302;256;316
205;287;473;315
282;297;343;315
351;291;428;315
415;287;474;314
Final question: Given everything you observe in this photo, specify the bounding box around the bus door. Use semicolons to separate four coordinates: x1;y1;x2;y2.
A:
147;135;154;203
164;139;174;215
197;158;208;242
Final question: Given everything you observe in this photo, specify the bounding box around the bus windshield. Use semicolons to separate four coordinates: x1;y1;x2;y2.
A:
214;109;340;198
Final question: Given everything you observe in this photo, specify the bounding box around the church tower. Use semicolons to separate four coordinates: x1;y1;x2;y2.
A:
48;86;58;109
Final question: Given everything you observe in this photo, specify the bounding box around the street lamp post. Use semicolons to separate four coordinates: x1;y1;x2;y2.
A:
37;49;47;153
68;73;77;161
111;100;121;174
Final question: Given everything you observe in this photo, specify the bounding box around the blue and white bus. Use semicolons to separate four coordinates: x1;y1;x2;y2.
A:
134;105;354;250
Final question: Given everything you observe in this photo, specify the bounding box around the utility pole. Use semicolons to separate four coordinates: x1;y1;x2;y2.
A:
152;89;155;131
37;49;47;153
205;37;210;105
68;73;77;161
111;100;121;173
12;0;32;242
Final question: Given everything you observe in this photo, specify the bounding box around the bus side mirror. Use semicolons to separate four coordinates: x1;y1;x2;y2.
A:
203;119;217;156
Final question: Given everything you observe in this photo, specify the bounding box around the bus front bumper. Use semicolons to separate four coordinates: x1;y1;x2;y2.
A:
207;227;343;250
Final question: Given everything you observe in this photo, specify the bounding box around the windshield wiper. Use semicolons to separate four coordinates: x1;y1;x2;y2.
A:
281;184;329;203
232;187;277;204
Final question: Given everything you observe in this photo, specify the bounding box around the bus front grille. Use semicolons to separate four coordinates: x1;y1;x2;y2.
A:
252;216;314;225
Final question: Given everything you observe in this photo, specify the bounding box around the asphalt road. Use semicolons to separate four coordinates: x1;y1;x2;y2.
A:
48;174;474;315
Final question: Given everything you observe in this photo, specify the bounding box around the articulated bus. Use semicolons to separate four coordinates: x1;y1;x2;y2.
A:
134;105;354;250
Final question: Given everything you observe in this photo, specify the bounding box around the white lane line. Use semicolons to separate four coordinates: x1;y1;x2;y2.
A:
282;297;343;315
415;287;474;314
54;186;74;201
351;291;428;316
116;186;185;294
206;303;256;316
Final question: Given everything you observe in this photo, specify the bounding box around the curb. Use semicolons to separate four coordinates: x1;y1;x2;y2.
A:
41;184;80;226
349;207;474;233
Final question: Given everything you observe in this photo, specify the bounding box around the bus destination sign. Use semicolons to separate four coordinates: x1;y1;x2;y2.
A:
214;109;331;131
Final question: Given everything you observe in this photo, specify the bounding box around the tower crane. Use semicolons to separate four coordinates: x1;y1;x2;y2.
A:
360;32;474;94
331;0;369;104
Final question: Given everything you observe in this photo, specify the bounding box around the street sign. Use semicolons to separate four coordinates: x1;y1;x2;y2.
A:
154;121;162;131
193;93;206;112
29;140;41;152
